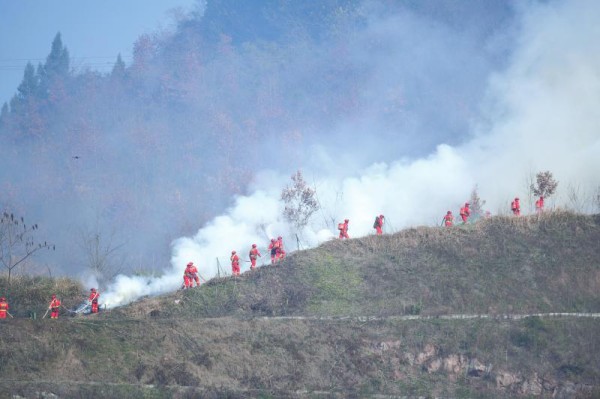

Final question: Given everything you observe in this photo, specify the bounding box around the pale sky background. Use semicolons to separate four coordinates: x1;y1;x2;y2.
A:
0;0;198;106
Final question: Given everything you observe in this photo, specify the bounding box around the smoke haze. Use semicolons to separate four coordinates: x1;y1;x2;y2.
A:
0;1;598;307
99;0;600;307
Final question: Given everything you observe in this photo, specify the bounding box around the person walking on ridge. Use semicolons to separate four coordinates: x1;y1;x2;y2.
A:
511;197;521;216
373;214;385;235
249;244;261;270
459;202;470;224
443;211;454;227
268;239;278;264
231;250;240;276
535;196;544;213
338;219;350;239
276;236;286;262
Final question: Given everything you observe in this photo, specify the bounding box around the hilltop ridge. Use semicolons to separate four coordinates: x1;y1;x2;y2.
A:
1;211;599;398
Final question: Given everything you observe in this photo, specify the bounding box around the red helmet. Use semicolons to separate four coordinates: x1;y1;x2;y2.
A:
540;196;544;199
252;244;257;248
187;261;193;266
465;202;470;206
515;197;519;200
231;250;236;254
379;214;384;218
90;288;96;292
278;236;282;240
344;219;349;222
271;238;275;242
447;211;452;214
0;297;5;301
51;294;56;299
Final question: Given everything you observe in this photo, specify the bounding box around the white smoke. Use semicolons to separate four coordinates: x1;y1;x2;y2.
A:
101;0;600;308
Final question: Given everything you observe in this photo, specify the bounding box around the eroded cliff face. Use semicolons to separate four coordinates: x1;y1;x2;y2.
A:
371;339;595;398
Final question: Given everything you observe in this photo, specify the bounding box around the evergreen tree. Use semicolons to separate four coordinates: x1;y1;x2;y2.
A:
38;32;70;101
111;53;126;80
44;32;70;78
15;63;39;102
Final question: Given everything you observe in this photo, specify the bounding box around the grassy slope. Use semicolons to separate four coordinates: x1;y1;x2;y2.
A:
0;211;599;398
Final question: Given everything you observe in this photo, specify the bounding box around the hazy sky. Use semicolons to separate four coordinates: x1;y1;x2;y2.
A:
0;0;197;105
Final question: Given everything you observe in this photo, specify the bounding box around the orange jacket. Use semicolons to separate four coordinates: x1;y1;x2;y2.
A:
89;291;100;303
231;254;240;266
249;248;261;259
49;298;61;309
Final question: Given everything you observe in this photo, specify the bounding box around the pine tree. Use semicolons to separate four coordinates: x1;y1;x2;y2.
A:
15;63;39;102
111;54;126;80
38;32;70;102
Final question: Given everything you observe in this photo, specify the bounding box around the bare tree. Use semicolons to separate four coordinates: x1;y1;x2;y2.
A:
79;225;126;285
0;211;54;285
281;170;319;231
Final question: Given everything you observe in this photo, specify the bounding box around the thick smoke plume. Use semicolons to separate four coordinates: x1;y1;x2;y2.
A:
101;0;600;308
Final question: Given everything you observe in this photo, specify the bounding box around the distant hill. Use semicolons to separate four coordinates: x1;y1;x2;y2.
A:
1;211;599;398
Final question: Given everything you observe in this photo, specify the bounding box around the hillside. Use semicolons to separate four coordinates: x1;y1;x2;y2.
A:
1;211;599;398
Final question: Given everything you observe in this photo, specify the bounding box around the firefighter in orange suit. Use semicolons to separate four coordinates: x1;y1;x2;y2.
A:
249;244;261;270
89;288;100;313
338;219;350;239
443;211;454;227
0;296;10;319
276;236;286;261
511;197;521;216
535;196;544;213
459;202;470;224
184;261;200;288
231;250;240;276
268;239;278;264
374;214;385;235
49;294;61;319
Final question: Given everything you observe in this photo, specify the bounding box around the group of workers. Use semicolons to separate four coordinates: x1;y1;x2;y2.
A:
443;195;545;226
0;287;100;320
338;214;386;239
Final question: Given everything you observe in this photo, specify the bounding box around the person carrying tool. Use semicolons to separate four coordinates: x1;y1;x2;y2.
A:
88;288;100;314
231;250;240;276
184;261;200;288
48;294;61;319
268;238;278;264
338;219;350;239
373;214;385;235
535;196;544;213
0;296;12;319
249;244;261;270
443;211;454;227
511;197;521;216
276;236;286;262
459;202;470;224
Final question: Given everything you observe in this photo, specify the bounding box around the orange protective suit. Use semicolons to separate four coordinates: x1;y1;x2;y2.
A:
268;239;278;264
443;211;454;227
0;297;9;319
338;219;350;239
183;262;200;288
231;251;240;276
374;215;385;235
511;198;521;216
276;237;286;261
535;196;544;213
49;295;61;319
89;288;100;313
249;245;261;270
459;203;470;224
